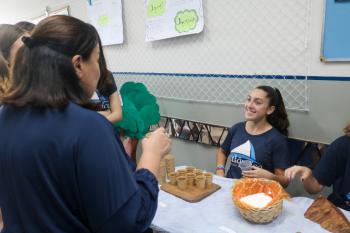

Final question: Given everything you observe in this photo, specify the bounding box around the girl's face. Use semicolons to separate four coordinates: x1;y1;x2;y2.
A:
244;88;275;122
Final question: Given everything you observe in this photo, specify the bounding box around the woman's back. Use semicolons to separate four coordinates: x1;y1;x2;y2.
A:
0;103;138;232
0;15;170;232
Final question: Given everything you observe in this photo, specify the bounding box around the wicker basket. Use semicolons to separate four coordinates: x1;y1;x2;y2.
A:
232;178;289;224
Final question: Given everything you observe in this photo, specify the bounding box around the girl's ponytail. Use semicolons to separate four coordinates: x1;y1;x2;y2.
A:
256;86;290;136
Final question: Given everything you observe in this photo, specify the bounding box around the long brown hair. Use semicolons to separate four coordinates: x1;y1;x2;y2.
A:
0;54;9;95
256;85;290;136
1;15;99;107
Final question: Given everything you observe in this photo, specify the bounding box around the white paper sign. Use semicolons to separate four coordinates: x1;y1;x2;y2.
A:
145;0;204;42
86;0;124;45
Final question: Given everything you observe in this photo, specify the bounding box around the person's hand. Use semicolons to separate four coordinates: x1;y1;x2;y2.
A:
284;165;312;182
141;127;171;159
242;166;274;180
215;169;225;177
123;137;139;160
343;122;350;136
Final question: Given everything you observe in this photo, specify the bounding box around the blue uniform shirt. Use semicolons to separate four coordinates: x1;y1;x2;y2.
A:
0;103;158;232
97;73;118;110
313;136;350;211
221;122;290;179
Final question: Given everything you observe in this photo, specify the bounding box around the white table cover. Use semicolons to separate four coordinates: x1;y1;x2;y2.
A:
152;172;350;233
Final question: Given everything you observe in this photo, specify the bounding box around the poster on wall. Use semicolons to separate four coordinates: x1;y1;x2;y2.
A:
86;0;123;45
145;0;204;42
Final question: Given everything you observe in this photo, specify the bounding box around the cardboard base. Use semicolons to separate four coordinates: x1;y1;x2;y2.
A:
161;183;221;202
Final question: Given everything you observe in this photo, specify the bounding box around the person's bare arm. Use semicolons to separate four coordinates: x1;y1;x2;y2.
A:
285;165;323;194
216;148;227;177
243;167;289;187
105;92;122;123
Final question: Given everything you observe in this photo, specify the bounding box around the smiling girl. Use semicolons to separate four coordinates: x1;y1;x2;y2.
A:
215;86;290;187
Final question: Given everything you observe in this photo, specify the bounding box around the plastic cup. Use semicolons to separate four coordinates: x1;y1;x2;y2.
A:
238;160;252;172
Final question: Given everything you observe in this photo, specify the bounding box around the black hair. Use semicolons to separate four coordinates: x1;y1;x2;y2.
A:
95;35;117;103
256;85;290;136
96;35;112;93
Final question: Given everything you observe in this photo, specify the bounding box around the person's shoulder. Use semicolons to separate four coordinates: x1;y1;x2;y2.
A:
331;135;350;145
67;103;112;130
226;122;245;136
267;127;287;142
328;135;350;152
230;122;245;130
67;102;98;117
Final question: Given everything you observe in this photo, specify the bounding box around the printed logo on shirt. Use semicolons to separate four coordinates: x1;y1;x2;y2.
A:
101;100;111;110
228;140;262;168
91;91;99;100
96;91;111;110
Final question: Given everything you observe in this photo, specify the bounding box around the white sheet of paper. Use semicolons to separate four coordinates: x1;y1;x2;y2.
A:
86;0;124;45
240;193;272;209
145;0;204;42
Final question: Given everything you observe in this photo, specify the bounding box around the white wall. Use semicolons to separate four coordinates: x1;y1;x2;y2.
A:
1;1;349;137
0;0;87;24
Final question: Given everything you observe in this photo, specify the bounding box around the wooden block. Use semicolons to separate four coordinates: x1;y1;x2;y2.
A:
161;183;221;202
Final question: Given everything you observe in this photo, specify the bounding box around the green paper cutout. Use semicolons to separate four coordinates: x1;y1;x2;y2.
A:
174;9;198;33
98;15;109;26
147;0;166;17
115;82;160;139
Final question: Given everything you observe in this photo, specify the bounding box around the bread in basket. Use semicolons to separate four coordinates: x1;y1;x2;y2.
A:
232;178;290;223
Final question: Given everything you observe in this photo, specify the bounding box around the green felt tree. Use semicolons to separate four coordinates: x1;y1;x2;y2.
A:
115;82;160;139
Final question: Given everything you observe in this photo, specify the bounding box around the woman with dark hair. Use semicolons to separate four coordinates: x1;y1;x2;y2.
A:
0;15;171;233
0;24;25;67
215;86;290;187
